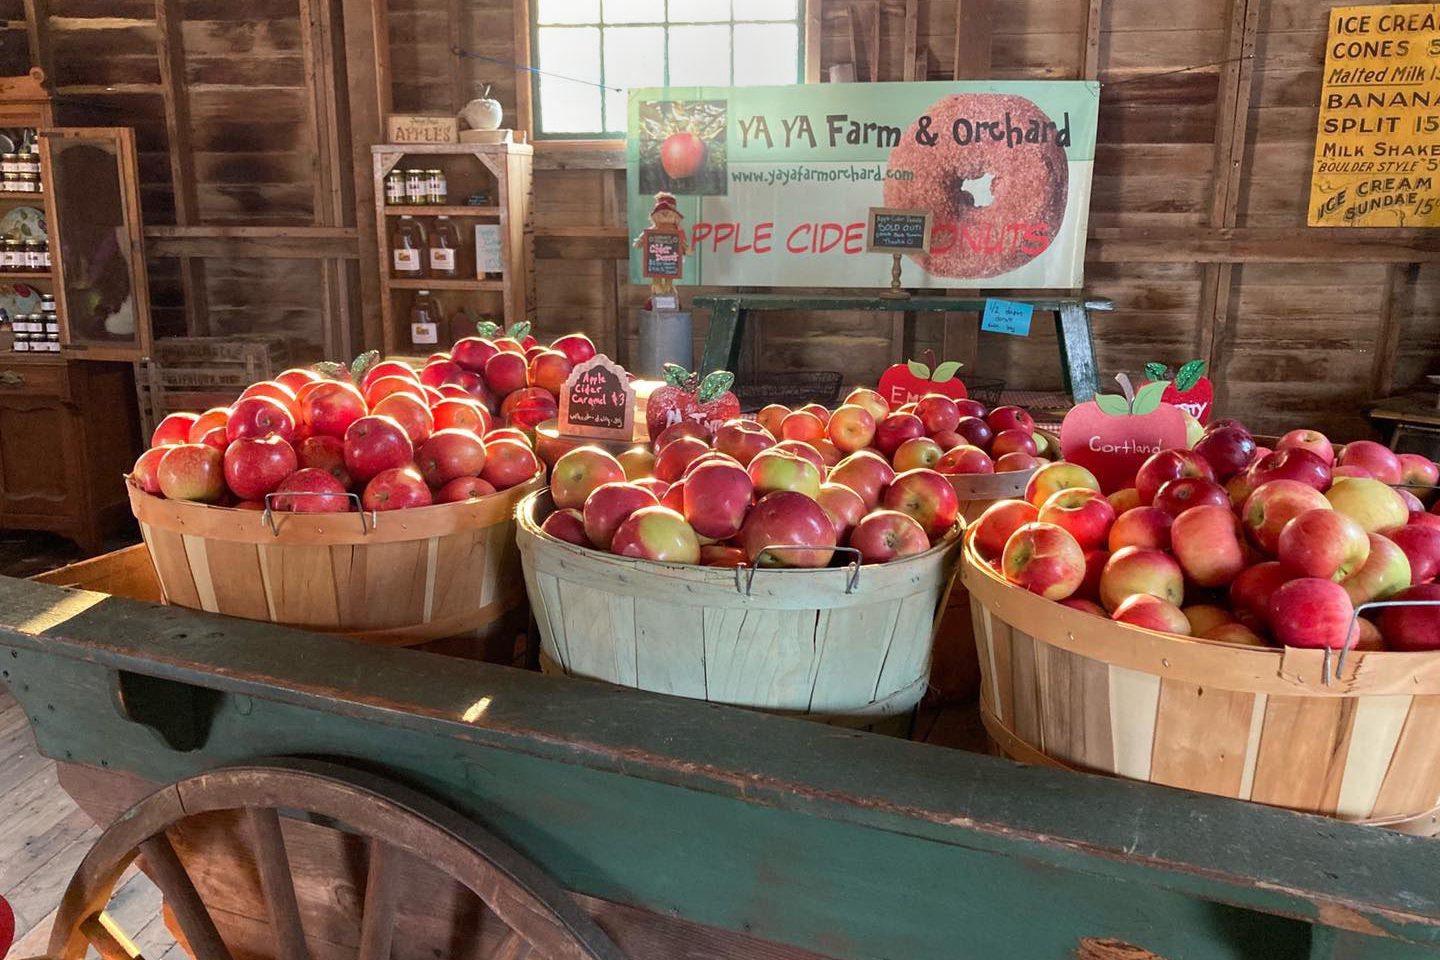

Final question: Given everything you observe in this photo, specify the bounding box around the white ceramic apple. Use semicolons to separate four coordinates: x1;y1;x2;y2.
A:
461;85;503;131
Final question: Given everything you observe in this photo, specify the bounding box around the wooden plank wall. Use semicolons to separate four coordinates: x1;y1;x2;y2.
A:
387;0;1437;437
9;0;375;359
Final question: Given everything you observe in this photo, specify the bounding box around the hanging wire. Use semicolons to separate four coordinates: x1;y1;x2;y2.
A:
451;47;623;92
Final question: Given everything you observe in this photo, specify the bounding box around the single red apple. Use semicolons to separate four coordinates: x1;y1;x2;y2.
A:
273;467;351;513
223;435;297;502
362;466;433;511
416;429;488;488
851;509;930;564
151;412;199;448
480;437;541;490
343;415;414;486
157;444;225;503
541;507;590;546
436;476;499;503
583;482;661;550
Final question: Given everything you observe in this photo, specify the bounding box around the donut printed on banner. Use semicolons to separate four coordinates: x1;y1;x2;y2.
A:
884;94;1069;279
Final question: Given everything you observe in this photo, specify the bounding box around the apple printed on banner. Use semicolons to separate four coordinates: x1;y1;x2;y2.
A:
1144;359;1214;425
877;351;969;407
1061;373;1189;494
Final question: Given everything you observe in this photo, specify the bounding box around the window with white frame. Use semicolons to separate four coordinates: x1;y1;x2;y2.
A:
531;0;804;139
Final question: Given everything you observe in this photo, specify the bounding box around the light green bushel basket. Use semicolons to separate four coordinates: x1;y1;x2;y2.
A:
516;489;963;733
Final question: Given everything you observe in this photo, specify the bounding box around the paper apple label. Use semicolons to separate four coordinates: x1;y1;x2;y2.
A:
1061;373;1189;493
1144;360;1213;424
877;354;969;407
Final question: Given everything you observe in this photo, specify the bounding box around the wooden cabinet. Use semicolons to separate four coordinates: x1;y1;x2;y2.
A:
0;355;137;552
0;72;147;552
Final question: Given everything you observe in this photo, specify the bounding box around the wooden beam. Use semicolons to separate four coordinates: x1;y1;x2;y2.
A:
341;0;385;350
298;0;353;357
1369;264;1410;400
804;0;823;82
901;0;919;81
1081;0;1103;79
601;170;623;362
370;0;392;120
144;227;361;261
20;0;51;85
513;0;535;135
952;0;993;80
868;2;881;83
154;0;209;338
1197;0;1259;386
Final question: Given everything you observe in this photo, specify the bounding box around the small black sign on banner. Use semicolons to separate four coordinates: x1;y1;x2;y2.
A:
866;208;933;253
641;230;684;279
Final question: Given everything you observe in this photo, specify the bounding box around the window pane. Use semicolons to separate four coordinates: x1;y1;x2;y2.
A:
602;0;663;23
537;27;604;133
668;0;729;22
603;25;665;133
733;23;798;85
536;0;599;25
668;24;731;85
732;0;796;20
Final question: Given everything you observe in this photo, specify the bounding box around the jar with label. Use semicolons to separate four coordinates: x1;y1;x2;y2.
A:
11;172;33;193
18;148;38;176
37;240;49;269
43;317;58;335
426;169;448;205
45;331;59;352
404;169;427;205
410;289;441;347
22;240;41;271
0;154;17;178
25;172;41;194
385;170;406;206
39;293;55;314
428;216;461;279
391;215;426;278
13;331;28;352
1;240;19;271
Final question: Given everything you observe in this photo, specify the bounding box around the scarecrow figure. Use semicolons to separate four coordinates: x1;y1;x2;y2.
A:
634;192;689;305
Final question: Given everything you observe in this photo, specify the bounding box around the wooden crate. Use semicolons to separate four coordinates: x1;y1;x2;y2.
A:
961;533;1440;834
134;336;292;437
518;488;962;731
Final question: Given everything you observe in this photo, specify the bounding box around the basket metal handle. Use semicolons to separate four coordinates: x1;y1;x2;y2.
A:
1321;598;1440;686
261;491;374;536
733;545;862;596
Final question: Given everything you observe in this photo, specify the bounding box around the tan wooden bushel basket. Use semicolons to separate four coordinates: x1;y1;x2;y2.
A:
127;471;544;659
960;530;1440;835
929;466;1040;703
517;489;964;733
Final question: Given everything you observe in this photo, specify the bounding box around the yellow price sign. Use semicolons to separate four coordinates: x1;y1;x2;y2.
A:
1308;4;1440;226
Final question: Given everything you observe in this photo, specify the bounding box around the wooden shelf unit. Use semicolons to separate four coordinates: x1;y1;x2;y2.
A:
372;142;534;356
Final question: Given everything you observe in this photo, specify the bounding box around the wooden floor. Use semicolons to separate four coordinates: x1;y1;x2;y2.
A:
1;684;182;960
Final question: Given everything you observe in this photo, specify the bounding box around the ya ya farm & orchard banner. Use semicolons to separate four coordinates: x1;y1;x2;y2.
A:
626;81;1099;289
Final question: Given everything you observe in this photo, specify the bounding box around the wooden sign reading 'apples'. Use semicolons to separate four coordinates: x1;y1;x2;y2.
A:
558;355;635;441
1061;373;1188;493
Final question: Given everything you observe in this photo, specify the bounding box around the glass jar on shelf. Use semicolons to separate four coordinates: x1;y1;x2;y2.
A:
426;168;448;205
385;170;406;206
45;331;59;352
428;216;461;279
37;239;50;269
0;239;20;271
391;215;426;279
404;169;427;205
39;293;55;315
22;239;42;272
410;289;441;347
13;330;28;352
17;147;39;177
0;154;18;179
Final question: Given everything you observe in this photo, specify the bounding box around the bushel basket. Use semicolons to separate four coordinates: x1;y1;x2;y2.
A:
517;489;963;731
961;531;1440;834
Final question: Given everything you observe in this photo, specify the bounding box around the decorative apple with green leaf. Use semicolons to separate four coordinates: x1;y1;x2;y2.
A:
877;351;969;407
1061;373;1189;493
646;363;741;441
1144;359;1213;424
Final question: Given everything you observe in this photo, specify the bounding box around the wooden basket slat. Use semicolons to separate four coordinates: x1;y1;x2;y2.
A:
1006;627;1044;750
702;608;819;711
634;597;706;699
201;538;269;622
530;569;570;673
144;523;200;609
1248;696;1353;815
557;581;637;687
1371;697;1440;820
875;591;942;703
181;534;220;612
1037;644;1112;773
1149;680;1257;797
1335;694;1414;820
810;601;901;712
431;527;487;624
1106;666;1161;784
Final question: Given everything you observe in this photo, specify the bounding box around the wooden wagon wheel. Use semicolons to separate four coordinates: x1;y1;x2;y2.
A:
46;757;626;960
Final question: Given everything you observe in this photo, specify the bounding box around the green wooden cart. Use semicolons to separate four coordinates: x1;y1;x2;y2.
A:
3;555;1440;960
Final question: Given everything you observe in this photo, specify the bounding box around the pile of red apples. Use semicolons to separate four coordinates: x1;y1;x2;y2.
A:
973;418;1440;652
535;386;1030;566
126;331;602;512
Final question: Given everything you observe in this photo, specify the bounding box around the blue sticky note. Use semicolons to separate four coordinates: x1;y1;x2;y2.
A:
981;298;1034;337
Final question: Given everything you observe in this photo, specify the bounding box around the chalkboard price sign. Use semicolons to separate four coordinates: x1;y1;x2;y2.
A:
866;208;932;254
641;230;684;280
558;354;636;441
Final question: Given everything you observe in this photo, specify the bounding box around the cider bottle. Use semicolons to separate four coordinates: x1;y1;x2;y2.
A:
391;215;425;279
428;216;461;279
410;289;441;348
